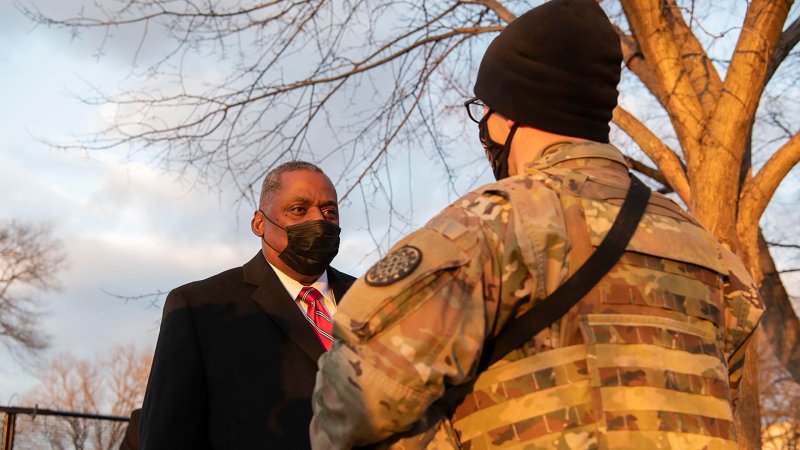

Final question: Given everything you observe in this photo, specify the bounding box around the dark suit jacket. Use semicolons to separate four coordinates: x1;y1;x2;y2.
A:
119;409;141;450
139;252;355;450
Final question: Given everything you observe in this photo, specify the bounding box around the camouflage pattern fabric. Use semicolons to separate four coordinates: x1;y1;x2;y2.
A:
310;142;764;449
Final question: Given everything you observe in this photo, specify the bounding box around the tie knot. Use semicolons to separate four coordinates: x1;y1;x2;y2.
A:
298;286;322;306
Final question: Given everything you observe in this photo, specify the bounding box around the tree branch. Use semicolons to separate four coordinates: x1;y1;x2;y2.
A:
623;156;676;194
612;106;691;204
614;26;663;102
739;131;800;240
768;242;800;249
659;0;723;112
461;0;517;24
20;1;285;27
340;35;470;201
765;16;800;85
711;0;791;152
619;0;705;152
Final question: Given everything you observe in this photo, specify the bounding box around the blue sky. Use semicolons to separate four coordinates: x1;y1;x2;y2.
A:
1;0;798;408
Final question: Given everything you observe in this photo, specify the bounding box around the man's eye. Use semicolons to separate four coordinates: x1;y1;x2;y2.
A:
289;206;306;215
323;209;338;219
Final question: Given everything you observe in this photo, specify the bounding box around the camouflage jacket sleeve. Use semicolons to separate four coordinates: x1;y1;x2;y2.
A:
718;246;765;407
310;182;569;448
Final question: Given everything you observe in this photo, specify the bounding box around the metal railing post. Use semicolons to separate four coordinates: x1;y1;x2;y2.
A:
2;412;16;450
1;405;129;448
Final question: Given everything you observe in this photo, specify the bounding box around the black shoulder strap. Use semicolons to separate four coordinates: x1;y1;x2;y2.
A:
477;174;651;372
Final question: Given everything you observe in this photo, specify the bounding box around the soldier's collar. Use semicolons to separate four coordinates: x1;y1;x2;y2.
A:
526;141;627;171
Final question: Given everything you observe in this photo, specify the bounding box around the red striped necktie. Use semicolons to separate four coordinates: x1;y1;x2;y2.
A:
297;286;333;351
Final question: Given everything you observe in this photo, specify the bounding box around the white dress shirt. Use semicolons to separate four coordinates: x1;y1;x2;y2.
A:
267;261;337;316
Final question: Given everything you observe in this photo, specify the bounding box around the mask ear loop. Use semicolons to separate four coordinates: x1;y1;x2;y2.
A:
259;210;287;232
503;122;520;157
479;109;494;126
495;122;519;179
258;209;287;254
478;110;496;166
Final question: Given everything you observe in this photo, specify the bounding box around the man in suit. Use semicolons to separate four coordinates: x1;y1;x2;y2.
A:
139;161;355;450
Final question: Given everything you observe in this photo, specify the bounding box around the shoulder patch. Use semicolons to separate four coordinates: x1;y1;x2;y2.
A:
365;245;422;286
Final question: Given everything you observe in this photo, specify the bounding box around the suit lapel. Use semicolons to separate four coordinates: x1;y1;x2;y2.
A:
327;266;355;303
243;253;325;364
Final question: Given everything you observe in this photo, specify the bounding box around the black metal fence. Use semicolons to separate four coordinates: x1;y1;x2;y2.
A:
1;406;129;450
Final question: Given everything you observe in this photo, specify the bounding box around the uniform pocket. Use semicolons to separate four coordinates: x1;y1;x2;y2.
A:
336;227;470;343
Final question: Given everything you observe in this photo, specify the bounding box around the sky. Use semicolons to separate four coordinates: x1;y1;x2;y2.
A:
0;1;249;399
1;0;799;409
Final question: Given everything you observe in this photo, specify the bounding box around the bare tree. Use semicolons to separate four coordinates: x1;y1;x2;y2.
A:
21;0;800;447
19;345;152;450
0;220;66;359
759;334;800;449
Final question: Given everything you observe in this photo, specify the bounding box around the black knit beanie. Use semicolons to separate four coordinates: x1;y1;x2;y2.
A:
474;0;622;143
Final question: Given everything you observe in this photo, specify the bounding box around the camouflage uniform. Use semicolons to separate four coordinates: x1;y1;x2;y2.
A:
311;142;764;449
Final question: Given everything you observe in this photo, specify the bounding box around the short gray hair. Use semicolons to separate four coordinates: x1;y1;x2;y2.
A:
259;160;324;208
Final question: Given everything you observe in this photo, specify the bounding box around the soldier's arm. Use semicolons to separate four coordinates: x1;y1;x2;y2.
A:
310;193;523;448
719;247;765;410
726;328;755;410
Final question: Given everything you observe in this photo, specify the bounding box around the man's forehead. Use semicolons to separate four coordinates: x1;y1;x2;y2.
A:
278;170;337;198
280;169;327;183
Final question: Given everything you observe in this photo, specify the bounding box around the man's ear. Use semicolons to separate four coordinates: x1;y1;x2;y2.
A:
251;210;264;237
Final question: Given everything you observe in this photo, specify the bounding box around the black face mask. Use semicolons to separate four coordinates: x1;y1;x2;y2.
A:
479;110;519;180
260;211;341;276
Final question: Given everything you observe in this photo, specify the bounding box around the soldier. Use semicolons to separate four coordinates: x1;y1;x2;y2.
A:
310;0;764;448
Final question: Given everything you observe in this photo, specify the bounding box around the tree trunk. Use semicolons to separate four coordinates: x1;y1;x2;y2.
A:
758;232;800;383
736;336;762;449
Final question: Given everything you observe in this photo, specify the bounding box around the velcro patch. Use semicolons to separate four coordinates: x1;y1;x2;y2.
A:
364;246;422;286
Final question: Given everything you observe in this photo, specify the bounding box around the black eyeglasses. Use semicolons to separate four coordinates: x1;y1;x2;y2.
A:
464;97;487;123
